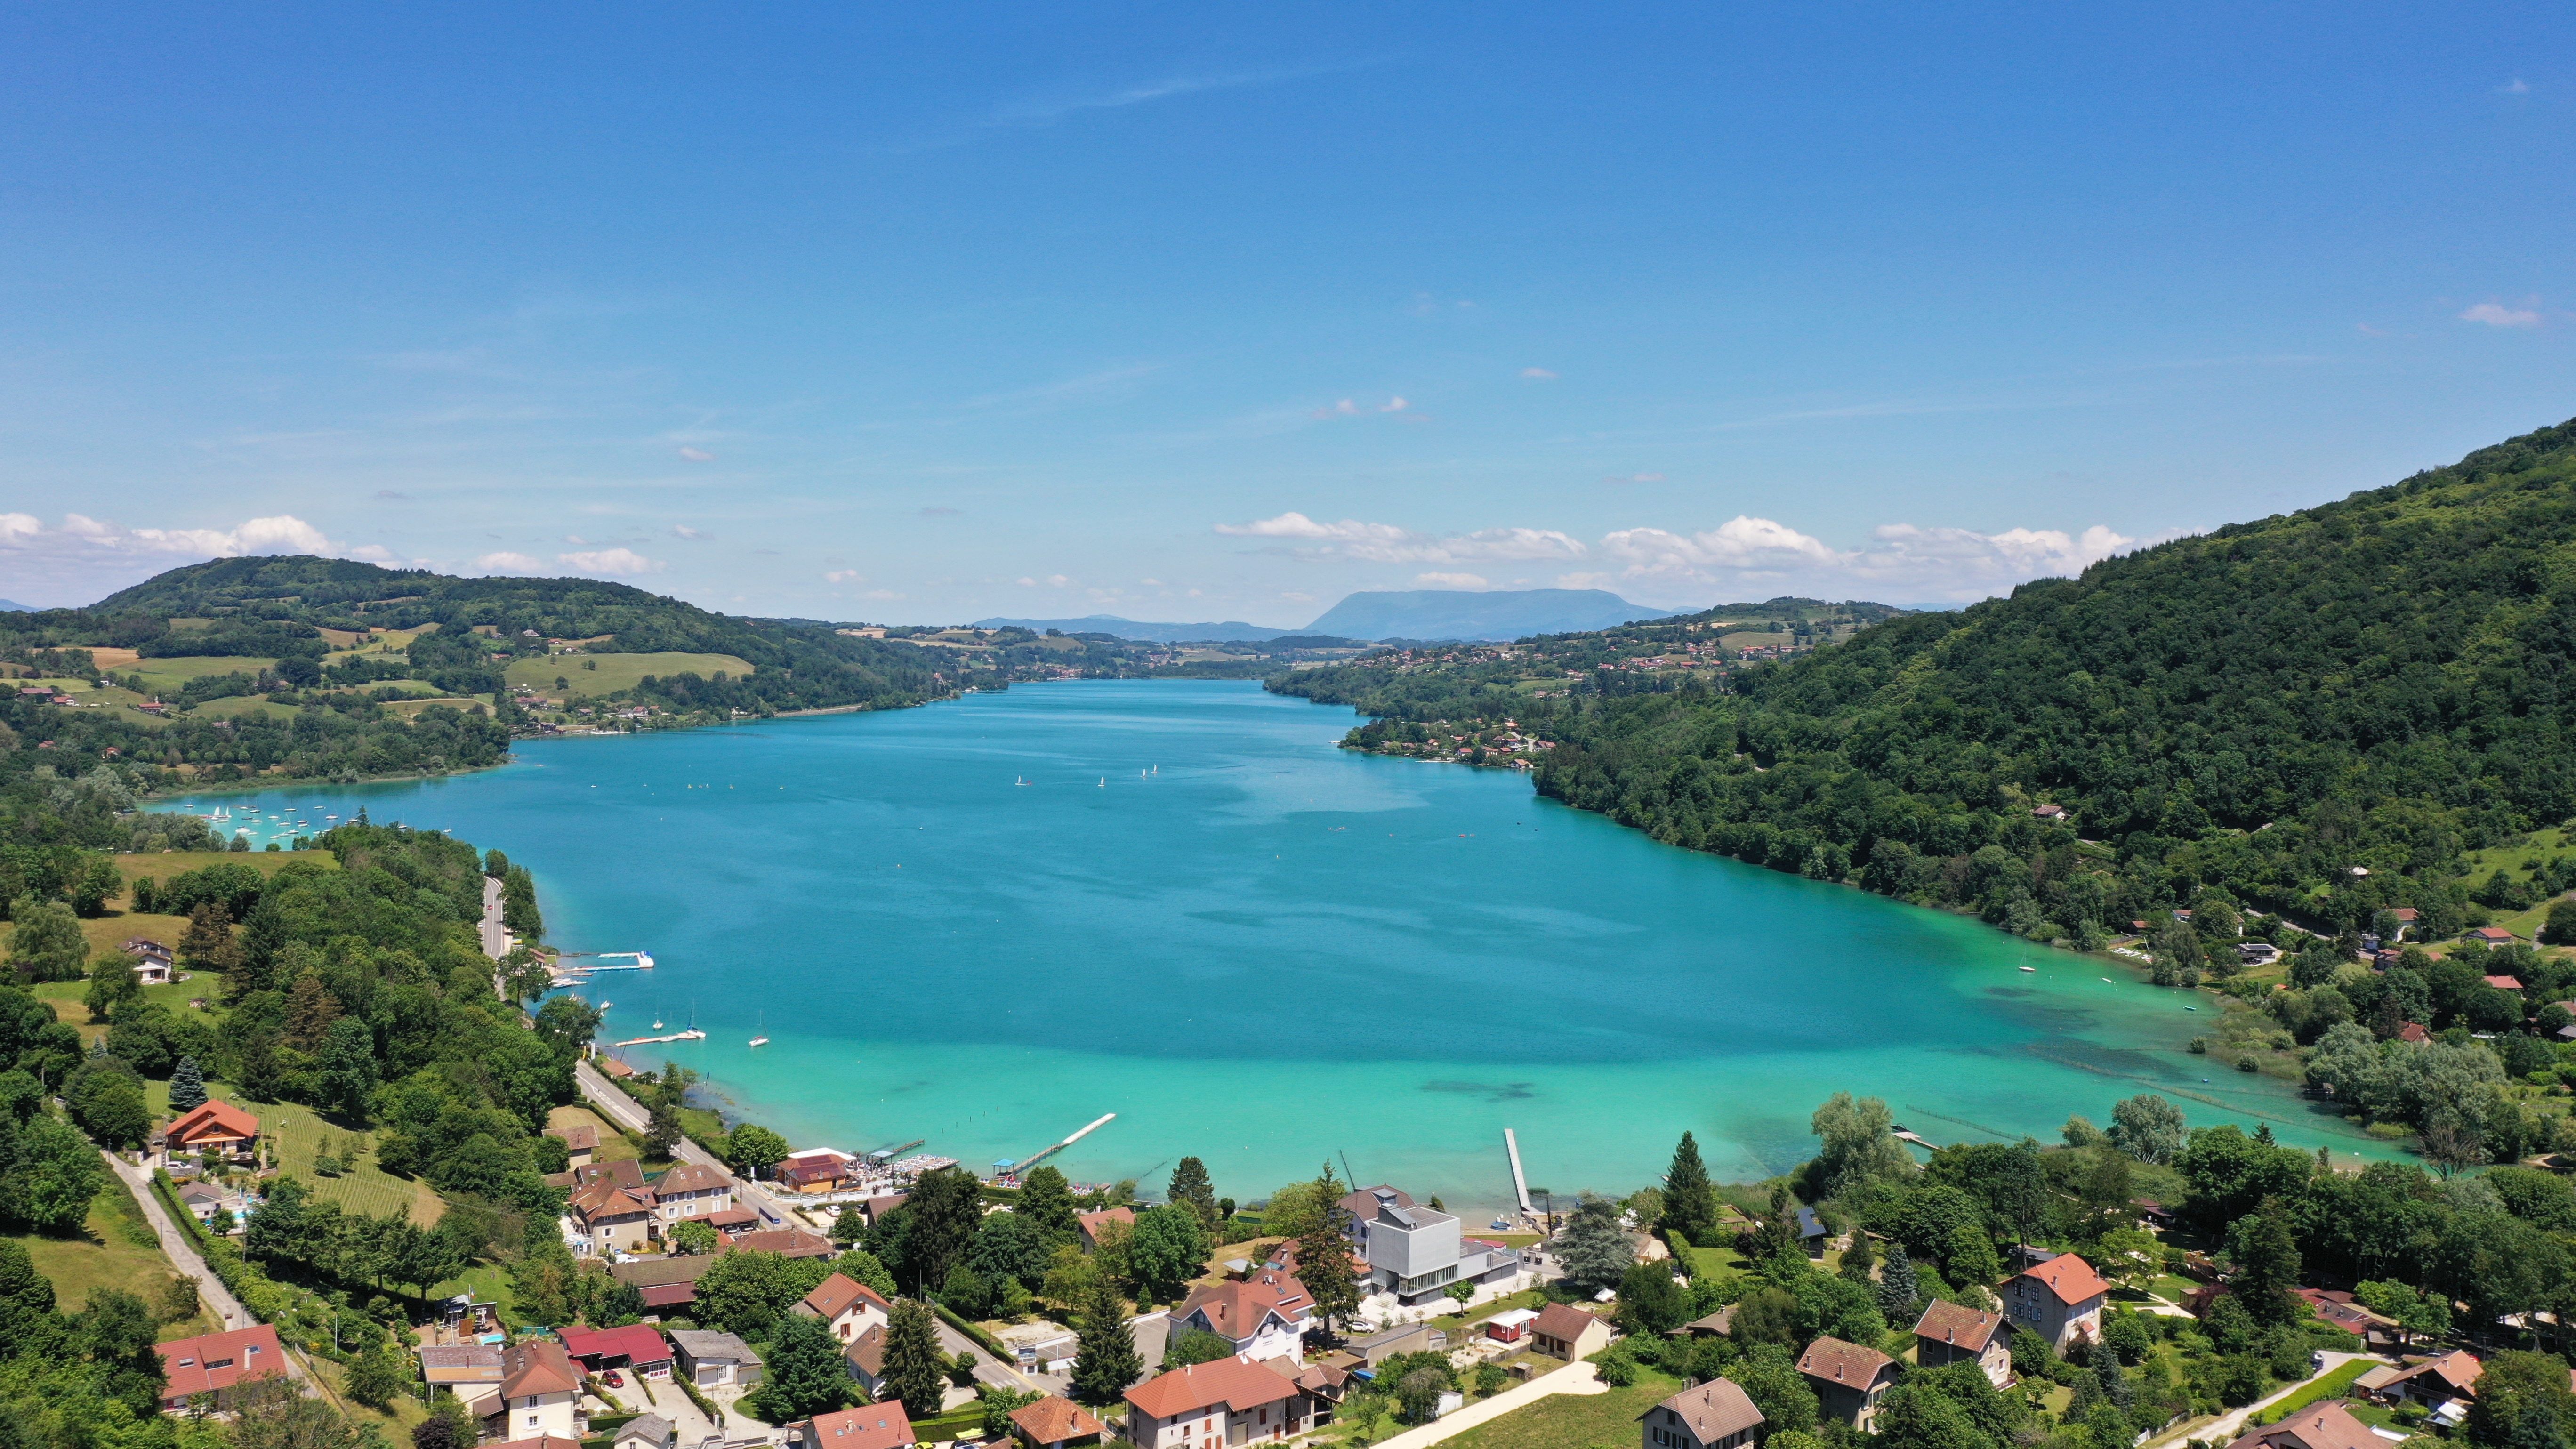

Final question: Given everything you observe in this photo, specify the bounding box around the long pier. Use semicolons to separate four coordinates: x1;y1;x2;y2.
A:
612;1028;706;1046
1004;1113;1115;1177
1504;1128;1533;1214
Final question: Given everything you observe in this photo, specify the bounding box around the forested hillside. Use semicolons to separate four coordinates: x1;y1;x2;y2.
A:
29;556;953;720
1281;418;2576;942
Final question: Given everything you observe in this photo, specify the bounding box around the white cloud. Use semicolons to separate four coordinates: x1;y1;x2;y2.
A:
1521;367;1557;380
1017;576;1038;587
0;512;409;604
1597;515;2184;603
823;570;862;584
677;447;715;462
673;525;714;540
862;588;902;600
2501;78;2529;94
477;552;548;574
2461;301;2542;329
1416;572;1488;588
1215;512;1586;564
558;547;665;576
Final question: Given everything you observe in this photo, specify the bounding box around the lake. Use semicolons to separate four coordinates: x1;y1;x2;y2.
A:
160;680;2348;1213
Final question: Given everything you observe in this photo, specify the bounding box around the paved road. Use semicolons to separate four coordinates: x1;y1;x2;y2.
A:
479;877;511;964
97;1148;333;1397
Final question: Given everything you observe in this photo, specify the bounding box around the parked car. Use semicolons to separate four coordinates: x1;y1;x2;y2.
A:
603;1369;624;1388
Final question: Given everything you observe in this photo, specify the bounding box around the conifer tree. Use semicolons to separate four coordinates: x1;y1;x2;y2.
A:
1167;1157;1220;1232
1068;1273;1142;1408
1874;1242;1918;1321
878;1299;947;1420
1662;1130;1720;1244
168;1056;207;1114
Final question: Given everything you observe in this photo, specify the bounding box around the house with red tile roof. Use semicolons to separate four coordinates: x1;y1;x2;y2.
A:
569;1182;658;1256
1077;1206;1135;1250
726;1227;834;1258
557;1324;673;1378
2398;1022;2432;1044
1796;1336;1897;1431
1009;1394;1107;1448
1172;1269;1312;1362
543;1124;599;1167
1912;1301;2012;1388
1642;1377;1765;1449
792;1272;892;1344
1530;1303;1612;1361
474;1339;584;1442
2222;1401;2381;1449
652;1161;734;1224
165;1100;260;1158
1124;1355;1324;1449
795;1404;914;1449
155;1325;289;1409
2484;975;2525;992
2004;1253;2108;1353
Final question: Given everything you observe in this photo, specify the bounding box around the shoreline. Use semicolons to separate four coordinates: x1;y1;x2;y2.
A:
141;681;2366;1195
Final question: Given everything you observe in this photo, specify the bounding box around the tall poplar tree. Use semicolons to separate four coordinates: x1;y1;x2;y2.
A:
1662;1131;1720;1243
1068;1273;1142;1409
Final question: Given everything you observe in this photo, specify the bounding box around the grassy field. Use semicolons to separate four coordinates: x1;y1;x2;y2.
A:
380;695;495;717
505;653;753;700
121;656;281;692
1433;1365;1682;1449
11;1178;221;1341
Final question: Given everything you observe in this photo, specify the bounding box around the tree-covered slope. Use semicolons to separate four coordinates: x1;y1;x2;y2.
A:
39;556;953;718
1291;417;2576;938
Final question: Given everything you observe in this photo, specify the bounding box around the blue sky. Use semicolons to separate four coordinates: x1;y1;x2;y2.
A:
1;2;2568;622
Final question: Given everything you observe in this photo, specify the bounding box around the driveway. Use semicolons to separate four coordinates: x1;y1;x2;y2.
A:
1368;1361;1604;1449
2144;1352;2377;1449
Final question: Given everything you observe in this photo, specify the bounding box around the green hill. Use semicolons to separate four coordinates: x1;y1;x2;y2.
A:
27;555;952;718
1277;416;2576;942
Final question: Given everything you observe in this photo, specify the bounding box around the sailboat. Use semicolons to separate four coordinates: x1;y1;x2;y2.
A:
1098;777;1105;787
748;1012;769;1048
1015;776;1030;787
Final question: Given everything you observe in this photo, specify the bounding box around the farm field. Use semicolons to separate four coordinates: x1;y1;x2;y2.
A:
121;656;281;693
10;1179;220;1341
505;652;752;699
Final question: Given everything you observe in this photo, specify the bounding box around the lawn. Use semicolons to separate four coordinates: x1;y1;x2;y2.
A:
1432;1287;1548;1336
32;976;223;1047
380;695;496;717
1688;1242;1755;1288
505;653;754;702
2252;1360;2373;1426
11;1178;220;1341
1435;1366;1683;1449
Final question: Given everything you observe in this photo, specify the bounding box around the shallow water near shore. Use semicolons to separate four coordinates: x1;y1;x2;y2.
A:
160;680;2356;1210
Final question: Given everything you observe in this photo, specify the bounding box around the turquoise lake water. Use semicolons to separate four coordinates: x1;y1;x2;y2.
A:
161;680;2360;1212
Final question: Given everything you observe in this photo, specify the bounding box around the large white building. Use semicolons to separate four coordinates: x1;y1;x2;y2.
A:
1339;1185;1523;1305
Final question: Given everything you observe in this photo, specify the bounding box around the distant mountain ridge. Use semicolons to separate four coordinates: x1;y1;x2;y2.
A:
969;614;1293;642
0;600;32;613
1304;588;1675;642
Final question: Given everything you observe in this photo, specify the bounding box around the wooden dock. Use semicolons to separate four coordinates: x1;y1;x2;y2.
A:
612;1028;706;1046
